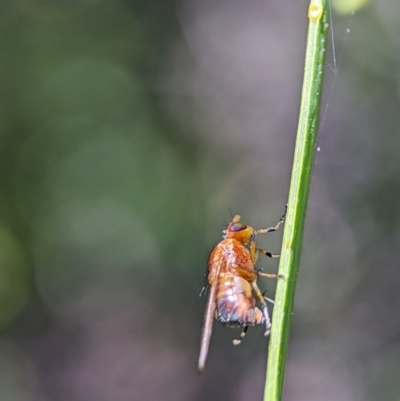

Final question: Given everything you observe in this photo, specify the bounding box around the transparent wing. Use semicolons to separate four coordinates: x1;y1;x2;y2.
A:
198;260;223;373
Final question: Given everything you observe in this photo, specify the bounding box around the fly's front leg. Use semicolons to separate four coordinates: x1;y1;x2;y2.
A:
256;205;287;259
256;205;287;236
251;282;271;336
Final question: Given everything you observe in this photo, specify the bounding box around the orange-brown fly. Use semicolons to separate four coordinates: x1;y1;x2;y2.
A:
198;208;286;373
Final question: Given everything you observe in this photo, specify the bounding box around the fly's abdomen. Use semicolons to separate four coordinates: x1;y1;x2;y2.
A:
215;275;263;327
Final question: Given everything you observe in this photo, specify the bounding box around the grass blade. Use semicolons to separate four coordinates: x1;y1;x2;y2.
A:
263;1;329;399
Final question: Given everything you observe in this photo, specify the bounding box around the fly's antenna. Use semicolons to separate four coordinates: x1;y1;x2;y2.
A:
232;215;241;223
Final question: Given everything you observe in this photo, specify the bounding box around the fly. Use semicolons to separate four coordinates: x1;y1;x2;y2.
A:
198;207;286;373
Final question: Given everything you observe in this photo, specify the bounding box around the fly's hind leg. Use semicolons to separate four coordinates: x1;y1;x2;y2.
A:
232;326;249;346
251;282;271;336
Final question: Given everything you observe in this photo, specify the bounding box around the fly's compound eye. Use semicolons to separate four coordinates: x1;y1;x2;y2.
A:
229;222;247;232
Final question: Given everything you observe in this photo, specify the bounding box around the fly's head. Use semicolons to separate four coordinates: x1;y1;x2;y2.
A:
225;215;258;261
225;215;255;242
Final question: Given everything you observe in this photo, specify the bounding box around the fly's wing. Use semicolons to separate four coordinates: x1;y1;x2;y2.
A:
197;279;217;373
198;250;224;373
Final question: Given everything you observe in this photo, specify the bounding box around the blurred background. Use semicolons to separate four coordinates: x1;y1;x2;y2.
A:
0;0;399;400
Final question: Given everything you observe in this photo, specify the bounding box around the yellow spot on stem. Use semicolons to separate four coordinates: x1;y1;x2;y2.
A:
308;2;323;21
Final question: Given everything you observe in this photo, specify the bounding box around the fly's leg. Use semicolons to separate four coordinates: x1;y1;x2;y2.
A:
257;248;280;259
256;205;287;236
251;282;271;336
256;205;287;259
230;288;273;345
262;290;275;305
232;326;248;346
257;271;285;280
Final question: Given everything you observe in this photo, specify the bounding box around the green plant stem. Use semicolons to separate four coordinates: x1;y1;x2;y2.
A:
263;1;329;400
